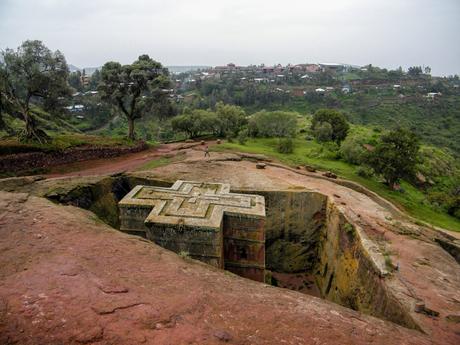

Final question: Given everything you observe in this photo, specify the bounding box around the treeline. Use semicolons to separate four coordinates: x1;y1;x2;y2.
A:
193;80;291;109
0;40;172;141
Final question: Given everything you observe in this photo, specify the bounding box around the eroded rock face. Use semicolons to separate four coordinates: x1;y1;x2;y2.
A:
315;202;420;330
0;191;433;345
257;191;326;273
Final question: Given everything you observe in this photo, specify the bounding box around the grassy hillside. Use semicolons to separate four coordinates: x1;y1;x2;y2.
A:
211;115;460;232
242;93;460;155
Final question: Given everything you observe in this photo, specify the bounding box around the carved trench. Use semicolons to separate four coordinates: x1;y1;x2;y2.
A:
46;175;420;330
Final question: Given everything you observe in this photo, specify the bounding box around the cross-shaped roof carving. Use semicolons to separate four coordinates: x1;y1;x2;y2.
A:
119;180;265;229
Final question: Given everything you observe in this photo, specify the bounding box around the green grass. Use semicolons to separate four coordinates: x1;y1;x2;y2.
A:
212;137;460;232
136;152;185;171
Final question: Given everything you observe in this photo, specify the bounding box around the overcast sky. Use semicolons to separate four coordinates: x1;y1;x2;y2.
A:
0;0;459;76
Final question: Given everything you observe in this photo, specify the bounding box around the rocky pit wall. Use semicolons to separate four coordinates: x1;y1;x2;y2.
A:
238;190;327;273
316;201;420;330
0;174;424;332
238;189;419;330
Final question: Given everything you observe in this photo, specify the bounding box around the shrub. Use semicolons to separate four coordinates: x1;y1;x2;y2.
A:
237;129;248;145
311;109;350;143
248;111;298;138
276;137;294;154
340;135;368;165
356;165;374;178
178;251;190;260
226;131;234;143
313;122;333;142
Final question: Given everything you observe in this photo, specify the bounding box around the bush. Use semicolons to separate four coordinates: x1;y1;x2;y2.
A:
356;165;374;178
340;135;368;165
276;137;294;154
311;109;349;143
237;129;248;145
313;122;333;142
226;131;234;143
248;111;298;138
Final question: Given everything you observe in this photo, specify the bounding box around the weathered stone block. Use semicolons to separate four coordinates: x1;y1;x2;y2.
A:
119;180;266;281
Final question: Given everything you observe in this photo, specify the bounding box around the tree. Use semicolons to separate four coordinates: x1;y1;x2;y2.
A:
171;109;217;138
171;113;195;138
368;128;420;188
98;55;170;140
0;64;8;130
68;71;83;91
215;102;246;137
88;69;101;90
248;110;297;138
311;109;349;143
407;66;423;77
0;40;70;141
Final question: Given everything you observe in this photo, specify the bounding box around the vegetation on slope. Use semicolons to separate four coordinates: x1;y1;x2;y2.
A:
212;137;460;232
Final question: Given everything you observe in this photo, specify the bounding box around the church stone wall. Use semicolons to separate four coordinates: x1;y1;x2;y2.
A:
119;181;266;282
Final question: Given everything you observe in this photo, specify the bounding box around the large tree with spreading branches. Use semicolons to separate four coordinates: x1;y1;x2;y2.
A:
0;40;70;141
98;55;170;140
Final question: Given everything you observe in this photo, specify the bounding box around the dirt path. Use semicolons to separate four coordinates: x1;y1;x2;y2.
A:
45;143;183;178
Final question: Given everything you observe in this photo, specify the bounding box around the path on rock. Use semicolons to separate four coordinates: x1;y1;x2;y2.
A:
45;142;194;178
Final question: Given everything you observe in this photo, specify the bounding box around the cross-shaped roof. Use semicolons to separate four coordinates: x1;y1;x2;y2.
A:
119;180;265;229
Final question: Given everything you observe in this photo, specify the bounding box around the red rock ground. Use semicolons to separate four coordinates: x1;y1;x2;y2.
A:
45;142;204;178
0;192;433;345
146;154;460;341
1;140;459;344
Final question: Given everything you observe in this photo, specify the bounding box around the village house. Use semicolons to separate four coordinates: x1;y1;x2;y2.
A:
426;92;442;100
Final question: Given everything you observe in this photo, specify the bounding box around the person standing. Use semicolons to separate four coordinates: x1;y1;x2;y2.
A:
204;145;210;158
